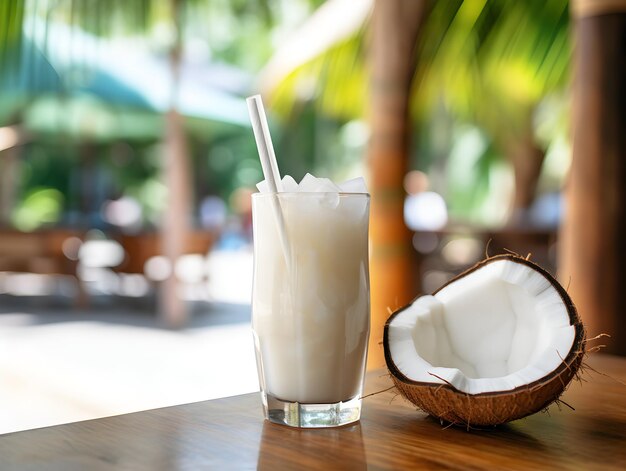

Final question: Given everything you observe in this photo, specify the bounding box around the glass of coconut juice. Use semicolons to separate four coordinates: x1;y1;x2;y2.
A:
246;95;370;428
252;182;370;428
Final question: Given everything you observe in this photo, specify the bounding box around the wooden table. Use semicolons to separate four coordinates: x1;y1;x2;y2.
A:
1;354;625;470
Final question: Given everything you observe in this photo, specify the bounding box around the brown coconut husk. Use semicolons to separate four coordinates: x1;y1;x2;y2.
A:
383;254;586;428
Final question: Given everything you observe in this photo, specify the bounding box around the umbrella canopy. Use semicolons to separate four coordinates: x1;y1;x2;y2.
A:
22;95;163;141
1;19;252;130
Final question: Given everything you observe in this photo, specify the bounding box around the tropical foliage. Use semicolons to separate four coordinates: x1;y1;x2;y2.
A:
0;0;332;230
1;0;572;229
267;0;571;225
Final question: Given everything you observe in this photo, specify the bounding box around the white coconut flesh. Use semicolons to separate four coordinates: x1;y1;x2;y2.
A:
387;259;576;395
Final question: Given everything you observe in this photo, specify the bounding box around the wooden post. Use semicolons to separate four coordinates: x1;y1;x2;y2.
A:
507;116;546;224
367;0;429;368
159;0;192;328
560;0;626;355
0;130;21;225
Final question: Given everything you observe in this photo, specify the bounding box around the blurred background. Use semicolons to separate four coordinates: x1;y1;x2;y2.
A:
0;0;624;433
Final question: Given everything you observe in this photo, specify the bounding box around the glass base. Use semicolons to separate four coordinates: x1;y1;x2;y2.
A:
262;393;362;428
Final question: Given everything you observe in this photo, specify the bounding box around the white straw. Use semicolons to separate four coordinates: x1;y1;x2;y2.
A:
246;95;300;395
246;94;291;267
246;95;283;192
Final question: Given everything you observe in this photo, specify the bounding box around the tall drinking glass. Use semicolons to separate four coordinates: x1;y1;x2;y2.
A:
251;192;370;428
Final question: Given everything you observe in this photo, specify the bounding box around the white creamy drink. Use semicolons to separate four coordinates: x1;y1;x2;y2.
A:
252;174;370;410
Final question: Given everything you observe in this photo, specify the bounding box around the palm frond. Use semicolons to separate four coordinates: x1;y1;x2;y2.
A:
1;0;26;71
266;0;570;135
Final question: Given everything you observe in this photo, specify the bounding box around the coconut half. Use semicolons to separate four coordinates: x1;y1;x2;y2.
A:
384;254;585;427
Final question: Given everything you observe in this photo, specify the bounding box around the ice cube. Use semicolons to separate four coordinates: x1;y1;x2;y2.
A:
256;175;299;193
315;178;341;208
281;175;298;192
256;180;270;193
298;173;343;193
320;191;340;209
297;173;341;207
314;178;342;193
339;177;368;194
298;173;320;192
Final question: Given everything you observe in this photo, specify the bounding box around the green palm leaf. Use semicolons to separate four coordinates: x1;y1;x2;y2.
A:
1;0;26;70
265;0;570;135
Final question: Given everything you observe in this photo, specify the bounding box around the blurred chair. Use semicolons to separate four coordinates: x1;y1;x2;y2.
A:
0;228;87;305
113;230;218;277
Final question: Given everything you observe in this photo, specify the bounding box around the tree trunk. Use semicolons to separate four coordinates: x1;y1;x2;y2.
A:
560;2;626;355
0;141;21;226
507;115;546;225
159;0;192;328
367;0;429;368
80;141;97;223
